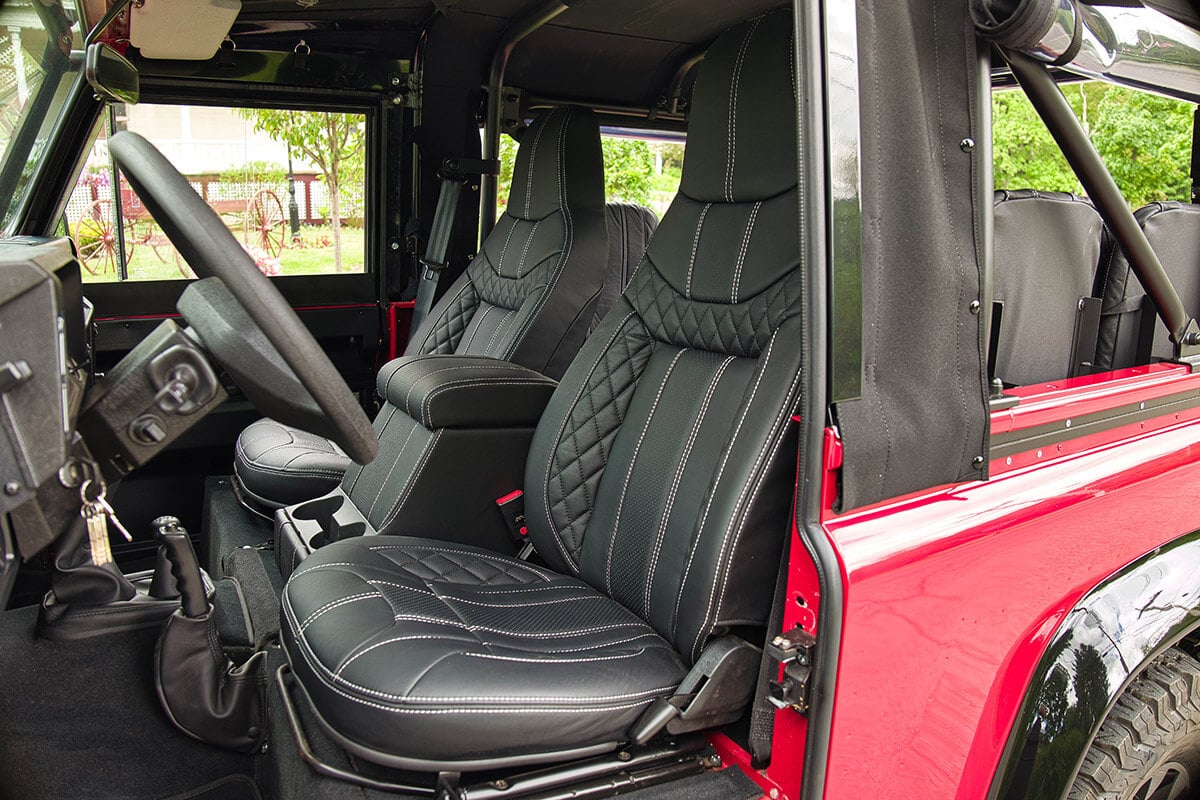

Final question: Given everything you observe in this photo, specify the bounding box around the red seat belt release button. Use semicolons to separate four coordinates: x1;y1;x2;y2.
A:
495;490;527;545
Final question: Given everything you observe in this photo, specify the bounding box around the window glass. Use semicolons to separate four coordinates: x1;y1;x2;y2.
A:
993;82;1195;205
68;103;367;282
0;4;83;231
495;127;685;219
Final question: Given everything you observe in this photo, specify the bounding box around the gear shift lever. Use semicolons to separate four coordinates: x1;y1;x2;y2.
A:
151;515;207;618
152;515;264;751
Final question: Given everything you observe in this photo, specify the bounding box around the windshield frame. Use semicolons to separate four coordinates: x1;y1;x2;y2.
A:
0;0;85;233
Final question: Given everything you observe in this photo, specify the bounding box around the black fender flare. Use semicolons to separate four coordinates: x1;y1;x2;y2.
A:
989;531;1200;800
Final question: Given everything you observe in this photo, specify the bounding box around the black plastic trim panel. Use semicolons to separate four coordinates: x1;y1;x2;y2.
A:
989;385;1200;460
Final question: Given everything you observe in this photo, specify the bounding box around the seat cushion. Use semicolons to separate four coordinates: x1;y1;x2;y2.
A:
992;190;1104;385
233;418;351;513
280;536;687;770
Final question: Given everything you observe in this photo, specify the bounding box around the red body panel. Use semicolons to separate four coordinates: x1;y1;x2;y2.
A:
386;300;415;360
812;365;1200;799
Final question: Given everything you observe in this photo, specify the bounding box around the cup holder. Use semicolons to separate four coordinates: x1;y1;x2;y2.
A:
291;495;344;523
281;490;370;556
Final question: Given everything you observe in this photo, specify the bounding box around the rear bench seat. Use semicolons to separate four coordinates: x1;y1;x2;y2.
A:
1094;201;1200;371
233;201;660;514
991;189;1104;386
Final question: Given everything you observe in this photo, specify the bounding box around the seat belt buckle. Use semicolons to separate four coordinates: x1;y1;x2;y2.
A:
495;491;532;557
419;257;448;281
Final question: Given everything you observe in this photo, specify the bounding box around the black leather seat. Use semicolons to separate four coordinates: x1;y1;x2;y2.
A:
281;10;800;770
234;198;658;514
991;189;1104;385
1095;202;1200;370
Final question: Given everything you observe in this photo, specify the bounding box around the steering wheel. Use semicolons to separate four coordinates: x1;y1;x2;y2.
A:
108;131;378;465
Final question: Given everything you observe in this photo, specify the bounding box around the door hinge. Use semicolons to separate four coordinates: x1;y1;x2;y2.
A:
389;72;421;110
766;625;816;715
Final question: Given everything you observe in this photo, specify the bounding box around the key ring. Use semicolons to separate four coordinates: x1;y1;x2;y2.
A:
79;478;105;505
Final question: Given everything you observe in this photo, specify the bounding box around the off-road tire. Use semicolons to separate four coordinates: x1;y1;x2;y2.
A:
1068;647;1200;800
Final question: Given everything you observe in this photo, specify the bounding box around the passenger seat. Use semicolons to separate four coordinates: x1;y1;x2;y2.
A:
1094;201;1200;370
233;151;658;514
991;189;1104;386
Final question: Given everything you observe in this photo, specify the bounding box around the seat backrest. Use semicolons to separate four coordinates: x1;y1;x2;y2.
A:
1095;201;1200;370
525;10;801;665
405;106;607;380
591;202;658;332
992;189;1104;385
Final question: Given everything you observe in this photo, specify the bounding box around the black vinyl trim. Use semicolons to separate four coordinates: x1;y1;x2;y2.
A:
988;530;1200;800
795;1;842;797
84;274;377;317
989;384;1200;460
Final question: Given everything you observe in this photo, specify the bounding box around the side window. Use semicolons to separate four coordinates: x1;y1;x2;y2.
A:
68;103;367;283
495;127;684;219
993;82;1194;204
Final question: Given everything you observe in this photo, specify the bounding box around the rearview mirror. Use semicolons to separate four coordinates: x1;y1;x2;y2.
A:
84;43;139;105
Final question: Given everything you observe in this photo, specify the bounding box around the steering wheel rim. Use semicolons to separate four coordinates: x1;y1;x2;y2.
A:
108;131;378;465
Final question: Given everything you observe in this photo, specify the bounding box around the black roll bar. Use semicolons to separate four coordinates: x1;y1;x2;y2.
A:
1002;48;1200;357
480;0;579;242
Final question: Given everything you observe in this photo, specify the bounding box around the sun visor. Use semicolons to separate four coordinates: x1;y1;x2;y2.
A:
130;0;241;61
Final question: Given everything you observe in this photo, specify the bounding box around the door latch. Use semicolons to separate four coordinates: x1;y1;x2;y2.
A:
766;626;816;714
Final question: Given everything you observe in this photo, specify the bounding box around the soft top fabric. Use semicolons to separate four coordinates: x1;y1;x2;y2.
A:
835;0;989;509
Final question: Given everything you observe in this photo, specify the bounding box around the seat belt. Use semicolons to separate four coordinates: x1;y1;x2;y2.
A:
747;527;792;766
408;157;498;338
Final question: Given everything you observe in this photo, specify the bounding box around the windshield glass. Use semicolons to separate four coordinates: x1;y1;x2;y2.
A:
0;0;83;231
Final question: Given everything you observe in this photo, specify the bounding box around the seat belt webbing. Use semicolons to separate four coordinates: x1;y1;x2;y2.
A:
408;157;499;338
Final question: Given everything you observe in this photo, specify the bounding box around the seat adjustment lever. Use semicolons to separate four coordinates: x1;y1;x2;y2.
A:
628;636;760;745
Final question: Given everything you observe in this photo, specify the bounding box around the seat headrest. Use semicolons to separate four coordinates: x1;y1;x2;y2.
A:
505;105;602;222
680;8;797;204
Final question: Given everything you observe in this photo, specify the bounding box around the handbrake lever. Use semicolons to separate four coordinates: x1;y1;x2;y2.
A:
151;515;208;618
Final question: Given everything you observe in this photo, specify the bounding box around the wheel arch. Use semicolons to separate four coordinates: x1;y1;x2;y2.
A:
989;530;1200;800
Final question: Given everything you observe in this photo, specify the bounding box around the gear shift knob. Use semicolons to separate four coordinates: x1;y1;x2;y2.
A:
152;516;208;618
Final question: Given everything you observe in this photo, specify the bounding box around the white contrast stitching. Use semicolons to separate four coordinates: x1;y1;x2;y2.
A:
377;429;444;529
684;203;712;300
603;348;687;595
540;311;638;572
502;107;575;360
641;355;735;617
282;590;669;715
731;201;762;303
364;421;420;521
694;361;802;661
299;592;379;631
725;17;762;202
459;304;494;353
672;331;778;639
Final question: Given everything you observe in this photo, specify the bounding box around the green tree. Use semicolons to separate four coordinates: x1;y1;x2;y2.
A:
601;138;655;205
239;109;364;271
494;132;658;215
993;83;1195;207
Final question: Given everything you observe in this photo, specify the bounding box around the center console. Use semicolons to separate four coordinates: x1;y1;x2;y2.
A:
274;355;558;578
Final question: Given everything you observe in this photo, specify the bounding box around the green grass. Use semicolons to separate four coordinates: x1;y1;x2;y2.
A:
80;224;365;283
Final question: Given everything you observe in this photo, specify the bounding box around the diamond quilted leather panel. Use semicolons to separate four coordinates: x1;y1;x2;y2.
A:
414;278;481;355
542;312;656;570
469;215;565;312
627;257;802;358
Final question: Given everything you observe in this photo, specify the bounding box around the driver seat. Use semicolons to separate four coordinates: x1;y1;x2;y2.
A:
281;10;802;770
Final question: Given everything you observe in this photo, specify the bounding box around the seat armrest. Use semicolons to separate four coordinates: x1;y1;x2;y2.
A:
378;355;557;430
